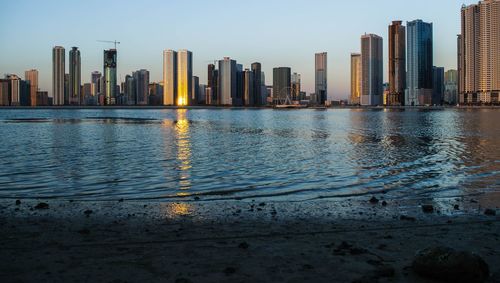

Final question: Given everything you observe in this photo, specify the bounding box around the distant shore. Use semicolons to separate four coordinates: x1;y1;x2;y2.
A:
0;197;498;282
1;105;499;110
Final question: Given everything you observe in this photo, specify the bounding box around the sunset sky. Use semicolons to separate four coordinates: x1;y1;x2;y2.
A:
0;0;476;100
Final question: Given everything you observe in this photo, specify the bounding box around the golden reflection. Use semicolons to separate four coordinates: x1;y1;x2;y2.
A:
162;202;193;217
175;109;191;190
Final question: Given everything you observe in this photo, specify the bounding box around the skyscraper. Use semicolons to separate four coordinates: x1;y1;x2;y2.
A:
361;34;383;106
315;52;327;105
273;67;291;104
432;66;445;105
69;47;81;105
251;62;262;106
218;57;237;105
192;76;199;104
459;0;500;104
91;71;102;97
177;50;193;106
291;73;301;101
444;69;458;105
406;19;433;106
52;46;65;105
207;63;218;105
0;79;9;106
6;74;21;106
124;75;135;105
25;69;38;106
350;53;361;105
242;69;254;106
103;49;117;105
163;50;177;105
133;69;150;105
388;21;406;105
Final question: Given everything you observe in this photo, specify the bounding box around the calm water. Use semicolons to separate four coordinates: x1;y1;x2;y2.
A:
0;108;499;202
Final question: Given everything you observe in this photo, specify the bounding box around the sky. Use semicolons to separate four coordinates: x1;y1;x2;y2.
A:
0;0;477;100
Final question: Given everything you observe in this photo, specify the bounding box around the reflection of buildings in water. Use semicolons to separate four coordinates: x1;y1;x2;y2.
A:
161;109;192;191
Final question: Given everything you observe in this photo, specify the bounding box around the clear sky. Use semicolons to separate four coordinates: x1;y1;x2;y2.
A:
0;0;476;100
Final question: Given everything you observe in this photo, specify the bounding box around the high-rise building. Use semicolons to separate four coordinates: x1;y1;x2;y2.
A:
406;19;433;106
207;63;218;105
52;46;65;105
251;62;262;106
361;34;383;106
25;69;38;106
291;72;301;101
432;66;445;105
388;21;406;105
177;50;192;106
103;49;117;105
64;74;70;104
0;79;9;106
192;76;200;104
163;50;177;105
242;69;254;106
91;71;102;97
5;74;20;106
69;47;81;105
133;69;150;105
315;52;327;105
124;75;135;105
459;0;500;104
218;57;237;105
350;53;362;105
444;70;458;105
273;67;291;104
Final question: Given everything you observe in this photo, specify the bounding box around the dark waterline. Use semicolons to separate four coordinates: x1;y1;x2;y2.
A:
0;108;499;203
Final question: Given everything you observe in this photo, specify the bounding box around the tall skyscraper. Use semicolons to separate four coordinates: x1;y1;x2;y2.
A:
52;46;65;105
163;50;177;105
388;21;406;105
133;69;150;105
69;47;81;105
6;74;21;106
315;52;327;105
207;63;218;105
350;53;362;105
242;69;254;106
251;62;262;106
0;79;9;106
103;49;117;105
406;19;433;106
124;75;135;105
291;72;301;101
192;76;199;104
459;0;500;104
218;57;237;105
273;67;291;104
432;66;445;105
444;69;458;104
361;34;383;106
25;69;38;106
91;71;102;97
177;50;193;106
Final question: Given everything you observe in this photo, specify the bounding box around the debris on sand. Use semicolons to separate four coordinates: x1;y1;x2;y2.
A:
34;202;49;210
400;215;416;221
421;204;434;213
484;209;496;216
369;197;379;204
15;200;21;206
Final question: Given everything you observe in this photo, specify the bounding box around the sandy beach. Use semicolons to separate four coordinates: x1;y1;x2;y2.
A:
0;196;498;283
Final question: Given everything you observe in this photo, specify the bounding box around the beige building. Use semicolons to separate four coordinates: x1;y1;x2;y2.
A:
459;0;500;104
25;69;38;106
350;53;361;105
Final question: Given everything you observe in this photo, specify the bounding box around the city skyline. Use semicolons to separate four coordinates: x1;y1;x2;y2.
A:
0;0;477;100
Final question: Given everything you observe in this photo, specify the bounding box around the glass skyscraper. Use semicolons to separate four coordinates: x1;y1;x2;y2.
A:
52;46;65;106
273;67;291;104
314;52;327;105
388;21;406;106
361;34;383;106
406;19;433;106
69;47;81;105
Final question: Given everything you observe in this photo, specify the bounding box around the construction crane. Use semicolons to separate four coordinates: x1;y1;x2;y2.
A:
97;40;121;49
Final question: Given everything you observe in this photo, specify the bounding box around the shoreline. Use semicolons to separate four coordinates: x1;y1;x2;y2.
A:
1;105;500;110
1;198;498;282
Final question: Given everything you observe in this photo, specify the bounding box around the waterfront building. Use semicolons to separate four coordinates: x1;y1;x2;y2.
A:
251;62;262;105
273;67;291;104
133;69;149;105
52;46;65;105
388;21;406;105
69;47;81;105
459;0;500;104
243;69;254;106
25;69;38;106
350;53;362;105
218;57;237;105
315;52;327;105
406;19;433;106
291;72;301;101
432;66;445;105
103;49;117;105
361;34;383;106
163;50;177;105
444;70;458;104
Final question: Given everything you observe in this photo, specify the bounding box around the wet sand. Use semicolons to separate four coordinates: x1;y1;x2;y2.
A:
0;197;499;283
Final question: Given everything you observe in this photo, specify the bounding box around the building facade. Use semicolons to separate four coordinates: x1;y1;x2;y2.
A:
25;69;38;106
52;46;65;105
69;47;81;105
103;49;117;105
273;67;291;104
388;21;406;105
406;20;433;106
361;34;383;106
133;69;150;105
251;62;262;106
444;69;458;104
163;50;177;105
432;66;445;105
218;57;237;105
350;53;362;105
315;52;327;105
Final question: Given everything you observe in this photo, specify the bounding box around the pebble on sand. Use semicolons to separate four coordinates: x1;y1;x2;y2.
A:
369;197;379;204
412;246;489;283
484;209;496;216
421;204;434;213
34;202;49;209
15;200;21;205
